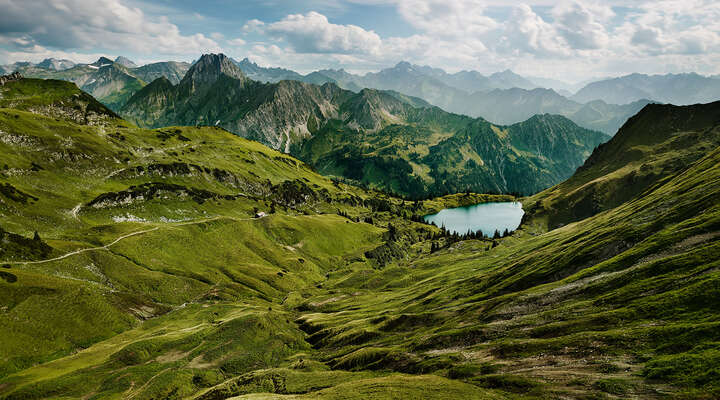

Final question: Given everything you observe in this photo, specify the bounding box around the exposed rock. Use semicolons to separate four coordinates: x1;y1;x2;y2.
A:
0;72;22;86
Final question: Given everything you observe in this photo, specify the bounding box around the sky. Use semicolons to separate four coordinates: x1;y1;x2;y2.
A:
1;0;719;82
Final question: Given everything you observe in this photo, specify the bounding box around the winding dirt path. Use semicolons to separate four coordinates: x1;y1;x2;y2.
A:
1;214;268;266
3;227;160;266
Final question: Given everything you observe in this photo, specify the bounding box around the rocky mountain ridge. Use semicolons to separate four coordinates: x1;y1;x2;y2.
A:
122;54;608;198
233;59;660;135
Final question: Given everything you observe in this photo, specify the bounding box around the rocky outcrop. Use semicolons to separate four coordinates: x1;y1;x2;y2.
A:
0;72;22;86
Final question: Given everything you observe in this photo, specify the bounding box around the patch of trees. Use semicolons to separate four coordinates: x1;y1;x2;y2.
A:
0;182;38;204
270;179;328;207
364;241;405;268
427;225;510;253
363;197;403;214
336;209;361;223
0;225;52;261
0;270;17;283
156;128;190;141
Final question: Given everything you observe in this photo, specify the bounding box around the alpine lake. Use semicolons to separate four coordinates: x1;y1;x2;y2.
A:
423;202;525;236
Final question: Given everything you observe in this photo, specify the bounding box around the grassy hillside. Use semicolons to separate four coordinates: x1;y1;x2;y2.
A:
523;101;720;230
1;78;719;400
0;78;495;399
284;126;720;400
16;62;146;112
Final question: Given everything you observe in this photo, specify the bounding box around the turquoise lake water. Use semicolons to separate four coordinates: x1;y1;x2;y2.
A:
423;202;525;236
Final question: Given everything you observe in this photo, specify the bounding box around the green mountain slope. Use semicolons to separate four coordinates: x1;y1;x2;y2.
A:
14;58;190;111
1;78;719;400
0;77;497;399
282;103;720;400
524;101;720;230
16;60;145;112
0;78;118;123
122;54;607;198
296;113;607;197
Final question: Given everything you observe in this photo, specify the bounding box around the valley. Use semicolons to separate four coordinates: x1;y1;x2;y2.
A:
0;74;718;399
1;1;719;398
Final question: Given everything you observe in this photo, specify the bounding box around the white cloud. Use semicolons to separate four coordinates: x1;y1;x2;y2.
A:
0;0;221;59
395;0;498;39
552;1;613;50
495;4;570;58
2;0;720;81
0;45;107;65
228;38;247;47
243;19;266;33
618;0;720;56
264;12;383;55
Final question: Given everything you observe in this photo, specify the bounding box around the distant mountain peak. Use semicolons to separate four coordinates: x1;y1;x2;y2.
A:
91;57;115;67
114;56;137;68
491;69;520;78
180;53;245;89
197;54;243;74
235;57;264;73
36;58;76;71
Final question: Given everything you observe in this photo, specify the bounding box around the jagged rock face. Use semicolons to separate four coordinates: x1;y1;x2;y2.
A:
11;59;144;112
221;80;350;151
36;58;76;71
178;53;246;94
232;59;658;135
10;58;192;111
419;114;607;195
91;57;115;68
131;61;190;85
123;53;430;151
123;54;357;151
235;57;303;83
341;89;411;131
0;72;22;86
114;56;137;68
81;64;145;110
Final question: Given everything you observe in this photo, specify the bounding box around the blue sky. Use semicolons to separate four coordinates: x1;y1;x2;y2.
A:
1;0;719;82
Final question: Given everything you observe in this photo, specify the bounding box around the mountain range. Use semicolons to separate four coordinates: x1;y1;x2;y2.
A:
225;59;659;135
6;56;720;136
571;72;720;105
2;57;190;111
0;74;719;399
121;54;608;198
231;60;720;134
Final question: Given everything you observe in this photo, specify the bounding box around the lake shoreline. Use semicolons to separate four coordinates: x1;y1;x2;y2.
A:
423;201;525;236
